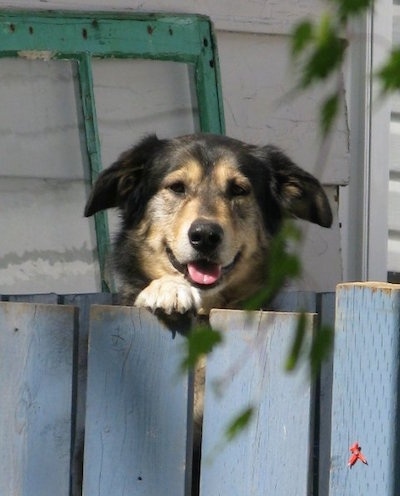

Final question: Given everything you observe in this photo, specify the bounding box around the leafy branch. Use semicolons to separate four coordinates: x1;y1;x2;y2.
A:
290;0;377;134
181;0;398;443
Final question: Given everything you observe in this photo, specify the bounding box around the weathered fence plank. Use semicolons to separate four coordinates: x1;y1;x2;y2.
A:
329;283;400;495
201;309;316;495
271;290;317;313
62;293;115;496
1;293;59;304
82;305;193;496
0;302;77;496
317;292;336;495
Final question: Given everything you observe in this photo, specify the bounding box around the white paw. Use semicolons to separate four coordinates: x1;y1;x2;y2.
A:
134;276;202;314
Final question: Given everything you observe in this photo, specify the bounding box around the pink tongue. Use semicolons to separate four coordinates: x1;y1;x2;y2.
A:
187;261;221;285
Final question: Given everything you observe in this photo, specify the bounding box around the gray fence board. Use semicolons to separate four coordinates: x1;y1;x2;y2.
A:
62;293;114;496
0;302;77;496
2;293;59;304
329;283;400;495
82;305;193;496
271;290;317;312
316;292;336;495
201;309;316;495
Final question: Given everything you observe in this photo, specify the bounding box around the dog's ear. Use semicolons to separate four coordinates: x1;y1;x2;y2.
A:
265;146;333;228
84;135;165;217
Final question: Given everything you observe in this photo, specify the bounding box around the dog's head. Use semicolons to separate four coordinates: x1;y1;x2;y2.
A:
85;134;332;305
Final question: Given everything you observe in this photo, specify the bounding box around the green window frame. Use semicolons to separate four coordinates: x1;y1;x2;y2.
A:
0;10;225;290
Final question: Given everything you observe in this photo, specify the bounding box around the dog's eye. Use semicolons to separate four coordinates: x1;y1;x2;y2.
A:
228;181;250;197
167;181;186;195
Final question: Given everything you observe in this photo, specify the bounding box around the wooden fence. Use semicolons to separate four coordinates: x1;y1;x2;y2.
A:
0;282;399;495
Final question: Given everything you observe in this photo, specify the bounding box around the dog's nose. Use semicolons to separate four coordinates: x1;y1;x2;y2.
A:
188;220;224;253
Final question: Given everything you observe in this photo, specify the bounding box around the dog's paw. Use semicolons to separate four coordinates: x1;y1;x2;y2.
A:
134;276;202;314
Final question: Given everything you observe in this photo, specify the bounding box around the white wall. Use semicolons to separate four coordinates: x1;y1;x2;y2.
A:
0;1;348;294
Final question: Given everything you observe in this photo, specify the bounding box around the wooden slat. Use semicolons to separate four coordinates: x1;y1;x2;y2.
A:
4;293;59;303
316;292;336;495
272;292;336;493
271;290;317;312
329;283;400;495
201;309;316;495
82;305;193;496
0;302;77;496
62;293;114;496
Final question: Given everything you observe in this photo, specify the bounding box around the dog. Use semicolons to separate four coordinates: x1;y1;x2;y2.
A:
85;132;332;494
85;133;332;314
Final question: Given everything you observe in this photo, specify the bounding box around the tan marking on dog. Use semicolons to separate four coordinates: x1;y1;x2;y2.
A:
161;159;204;193
213;157;251;192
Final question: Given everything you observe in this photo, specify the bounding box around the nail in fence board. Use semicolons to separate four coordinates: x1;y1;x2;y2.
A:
0;302;77;496
329;283;400;495
83;305;193;496
201;309;316;495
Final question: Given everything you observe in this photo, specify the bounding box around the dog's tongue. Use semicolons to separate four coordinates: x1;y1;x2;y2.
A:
187;261;221;285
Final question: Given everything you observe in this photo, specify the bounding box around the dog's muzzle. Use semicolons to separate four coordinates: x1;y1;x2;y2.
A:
166;247;241;289
166;219;241;288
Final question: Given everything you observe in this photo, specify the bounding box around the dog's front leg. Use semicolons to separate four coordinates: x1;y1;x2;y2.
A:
134;275;202;314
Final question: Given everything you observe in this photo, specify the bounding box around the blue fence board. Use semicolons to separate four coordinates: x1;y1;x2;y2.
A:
82;305;193;496
200;309;316;495
0;302;77;496
329;283;400;495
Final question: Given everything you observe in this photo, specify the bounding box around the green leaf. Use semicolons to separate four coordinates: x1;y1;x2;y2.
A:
285;312;308;371
320;92;340;135
301;34;345;87
309;324;334;378
244;222;302;310
377;48;400;93
329;0;373;20
224;407;254;442
291;20;314;57
180;325;223;371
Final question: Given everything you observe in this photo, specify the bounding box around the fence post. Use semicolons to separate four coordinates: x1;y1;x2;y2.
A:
62;293;114;496
329;282;400;495
0;302;77;496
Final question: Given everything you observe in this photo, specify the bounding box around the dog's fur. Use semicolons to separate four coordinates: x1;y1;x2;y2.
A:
85;133;332;313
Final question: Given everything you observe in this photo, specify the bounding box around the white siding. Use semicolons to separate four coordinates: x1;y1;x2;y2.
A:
0;177;100;293
0;1;329;34
0;58;100;293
